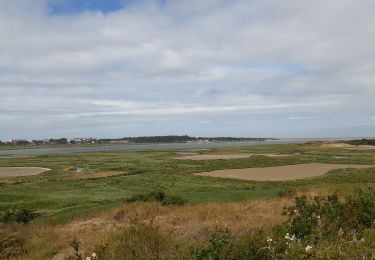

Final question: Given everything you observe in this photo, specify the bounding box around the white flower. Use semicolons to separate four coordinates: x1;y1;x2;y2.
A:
91;253;97;259
338;228;344;237
266;237;272;243
86;257;91;260
305;245;313;253
285;233;296;241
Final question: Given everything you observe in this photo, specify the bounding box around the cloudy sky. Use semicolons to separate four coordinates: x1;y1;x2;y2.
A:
1;0;375;140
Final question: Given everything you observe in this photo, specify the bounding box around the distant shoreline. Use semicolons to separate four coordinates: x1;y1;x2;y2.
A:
0;138;341;155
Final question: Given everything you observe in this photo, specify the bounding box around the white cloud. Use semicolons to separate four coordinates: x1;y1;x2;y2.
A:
0;0;375;139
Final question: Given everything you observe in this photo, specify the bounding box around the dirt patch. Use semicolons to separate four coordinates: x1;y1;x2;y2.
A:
63;167;125;179
71;171;124;179
194;163;373;181
0;167;50;177
175;153;291;160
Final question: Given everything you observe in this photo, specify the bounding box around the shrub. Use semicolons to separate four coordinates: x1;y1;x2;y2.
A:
278;188;296;198
126;191;186;206
196;229;230;260
126;191;166;203
284;190;375;240
161;195;186;206
0;208;40;224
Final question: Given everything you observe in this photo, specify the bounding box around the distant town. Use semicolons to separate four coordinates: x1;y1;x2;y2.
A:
0;135;276;146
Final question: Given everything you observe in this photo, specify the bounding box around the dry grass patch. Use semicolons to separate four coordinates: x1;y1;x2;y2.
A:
46;198;292;259
7;188;334;259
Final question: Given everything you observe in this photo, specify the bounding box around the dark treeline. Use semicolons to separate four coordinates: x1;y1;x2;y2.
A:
121;135;272;143
346;139;375;146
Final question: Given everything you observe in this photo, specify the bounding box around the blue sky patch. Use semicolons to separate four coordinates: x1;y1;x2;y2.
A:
49;0;129;15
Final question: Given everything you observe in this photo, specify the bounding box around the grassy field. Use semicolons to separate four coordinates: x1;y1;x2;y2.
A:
1;142;375;223
2;142;375;259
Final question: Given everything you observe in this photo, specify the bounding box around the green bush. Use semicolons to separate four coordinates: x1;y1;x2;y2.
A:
161;195;186;206
126;191;166;203
284;189;375;240
0;209;40;224
126;191;186;206
196;229;230;260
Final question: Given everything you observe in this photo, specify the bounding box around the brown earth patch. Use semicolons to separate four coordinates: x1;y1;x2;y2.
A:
194;163;373;181
0;167;50;177
63;167;125;179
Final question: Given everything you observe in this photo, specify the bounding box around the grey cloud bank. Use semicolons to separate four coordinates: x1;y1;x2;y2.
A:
0;0;375;139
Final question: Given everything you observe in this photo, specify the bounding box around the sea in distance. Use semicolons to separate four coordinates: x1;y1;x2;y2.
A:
0;138;347;156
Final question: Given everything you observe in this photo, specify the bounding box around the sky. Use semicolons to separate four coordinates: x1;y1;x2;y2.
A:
0;0;375;140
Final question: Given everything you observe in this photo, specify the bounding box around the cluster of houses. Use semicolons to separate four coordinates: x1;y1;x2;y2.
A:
0;135;275;146
0;138;129;146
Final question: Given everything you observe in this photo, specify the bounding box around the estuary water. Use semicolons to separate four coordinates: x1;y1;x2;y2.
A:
0;138;328;156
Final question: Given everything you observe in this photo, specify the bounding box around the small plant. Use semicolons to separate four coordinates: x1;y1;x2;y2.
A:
196;229;230;260
69;238;82;260
278;188;296;198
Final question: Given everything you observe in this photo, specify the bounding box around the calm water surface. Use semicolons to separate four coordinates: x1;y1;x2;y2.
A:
0;139;330;156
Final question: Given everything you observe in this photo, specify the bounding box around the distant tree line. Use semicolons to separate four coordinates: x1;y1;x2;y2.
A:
119;135;273;143
345;139;375;146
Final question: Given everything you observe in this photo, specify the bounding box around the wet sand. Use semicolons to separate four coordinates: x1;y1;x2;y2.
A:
194;163;372;181
0;167;50;177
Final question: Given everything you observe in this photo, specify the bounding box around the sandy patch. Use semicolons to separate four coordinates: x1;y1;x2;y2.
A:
0;167;50;177
175;153;291;160
194;163;373;181
320;143;375;149
320;143;354;148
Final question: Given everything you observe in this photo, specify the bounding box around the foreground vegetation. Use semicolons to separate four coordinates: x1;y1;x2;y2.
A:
1;142;375;258
2;189;375;259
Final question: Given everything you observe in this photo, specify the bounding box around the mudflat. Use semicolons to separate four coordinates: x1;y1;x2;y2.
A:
194;163;373;181
0;167;50;177
175;153;291;160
